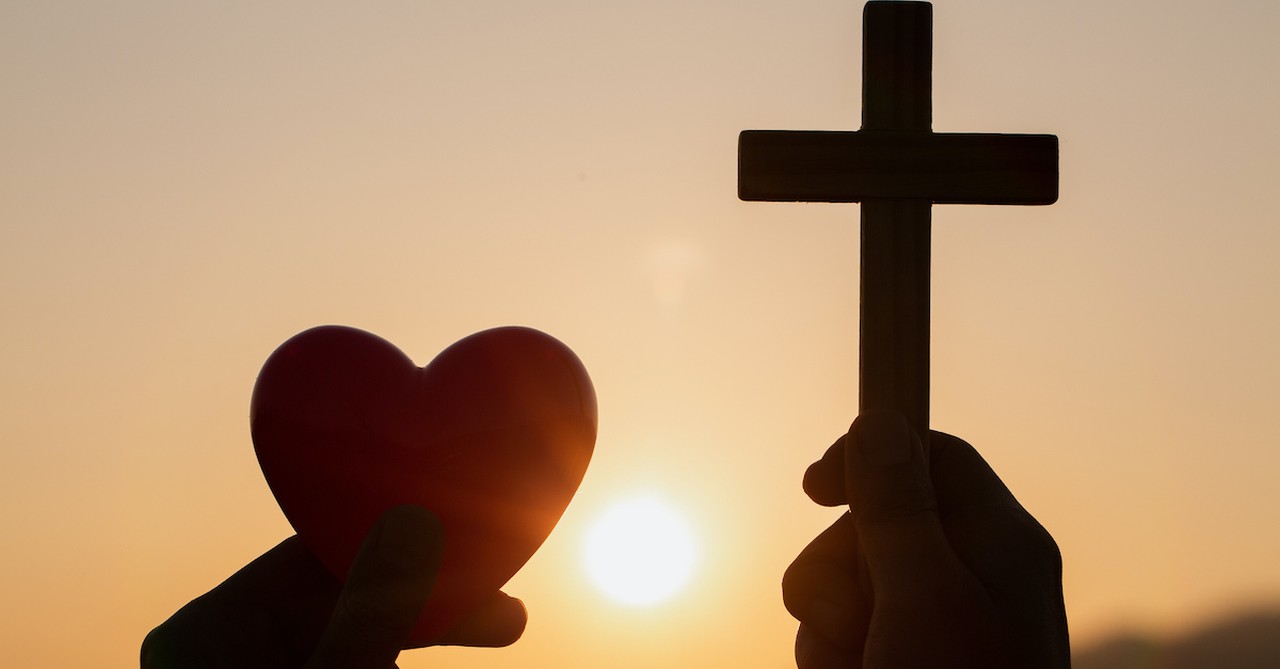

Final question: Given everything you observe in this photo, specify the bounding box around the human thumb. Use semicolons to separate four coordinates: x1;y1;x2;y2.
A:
844;411;956;592
306;505;442;669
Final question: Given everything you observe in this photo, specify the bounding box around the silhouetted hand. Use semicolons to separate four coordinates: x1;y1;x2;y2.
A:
142;505;527;669
783;411;1069;668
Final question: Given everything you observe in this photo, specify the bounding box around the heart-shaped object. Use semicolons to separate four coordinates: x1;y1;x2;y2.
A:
250;325;596;645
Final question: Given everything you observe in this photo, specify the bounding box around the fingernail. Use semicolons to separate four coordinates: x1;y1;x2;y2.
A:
855;412;913;467
376;505;439;573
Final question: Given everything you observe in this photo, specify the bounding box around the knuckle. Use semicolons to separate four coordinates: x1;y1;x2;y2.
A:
138;613;215;669
780;562;814;621
139;624;170;668
1023;517;1064;575
853;480;939;528
997;511;1064;578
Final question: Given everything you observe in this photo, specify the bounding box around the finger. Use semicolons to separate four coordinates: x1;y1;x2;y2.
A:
808;428;1014;512
782;514;859;619
795;623;862;669
803;434;848;507
306;505;443;669
928;432;1061;585
143;537;340;668
781;514;870;651
430;590;527;647
784;562;866;652
928;432;1023;517
844;410;958;591
927;433;1069;665
201;536;338;613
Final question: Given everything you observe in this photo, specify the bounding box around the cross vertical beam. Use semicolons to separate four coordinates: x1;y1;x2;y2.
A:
738;1;1058;446
860;2;932;440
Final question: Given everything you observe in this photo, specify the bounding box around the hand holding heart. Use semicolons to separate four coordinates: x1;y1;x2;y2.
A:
142;505;527;669
144;325;596;667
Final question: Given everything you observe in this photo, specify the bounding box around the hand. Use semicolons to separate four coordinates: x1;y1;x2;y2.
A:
782;411;1069;668
142;505;527;669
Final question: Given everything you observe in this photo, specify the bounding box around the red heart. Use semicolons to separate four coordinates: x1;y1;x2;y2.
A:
250;325;596;645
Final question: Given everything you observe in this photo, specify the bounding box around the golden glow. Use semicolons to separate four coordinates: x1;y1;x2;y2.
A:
4;3;1280;667
582;493;698;606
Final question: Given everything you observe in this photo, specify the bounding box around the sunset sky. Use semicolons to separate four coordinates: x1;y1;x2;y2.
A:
3;1;1279;666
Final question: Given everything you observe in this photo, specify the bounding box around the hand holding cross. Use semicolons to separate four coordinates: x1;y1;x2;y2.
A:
757;3;1069;665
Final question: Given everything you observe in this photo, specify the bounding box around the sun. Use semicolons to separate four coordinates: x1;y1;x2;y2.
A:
582;493;699;606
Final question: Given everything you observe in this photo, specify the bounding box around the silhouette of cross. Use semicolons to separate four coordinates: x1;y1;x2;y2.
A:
739;0;1058;445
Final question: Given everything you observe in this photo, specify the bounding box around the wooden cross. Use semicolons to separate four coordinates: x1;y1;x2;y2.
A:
739;0;1058;445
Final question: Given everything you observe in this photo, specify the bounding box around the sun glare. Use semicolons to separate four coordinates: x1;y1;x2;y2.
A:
582;493;698;606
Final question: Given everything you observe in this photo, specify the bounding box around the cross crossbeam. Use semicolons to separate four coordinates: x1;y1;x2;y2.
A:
738;1;1058;443
739;131;1057;204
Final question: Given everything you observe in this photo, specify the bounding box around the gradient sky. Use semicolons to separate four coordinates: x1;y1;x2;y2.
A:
3;1;1279;666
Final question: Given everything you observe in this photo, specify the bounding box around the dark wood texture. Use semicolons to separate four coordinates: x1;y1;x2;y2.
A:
858;1;933;442
738;131;1059;204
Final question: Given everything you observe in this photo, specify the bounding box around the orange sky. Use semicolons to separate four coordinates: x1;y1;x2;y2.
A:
3;1;1279;666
